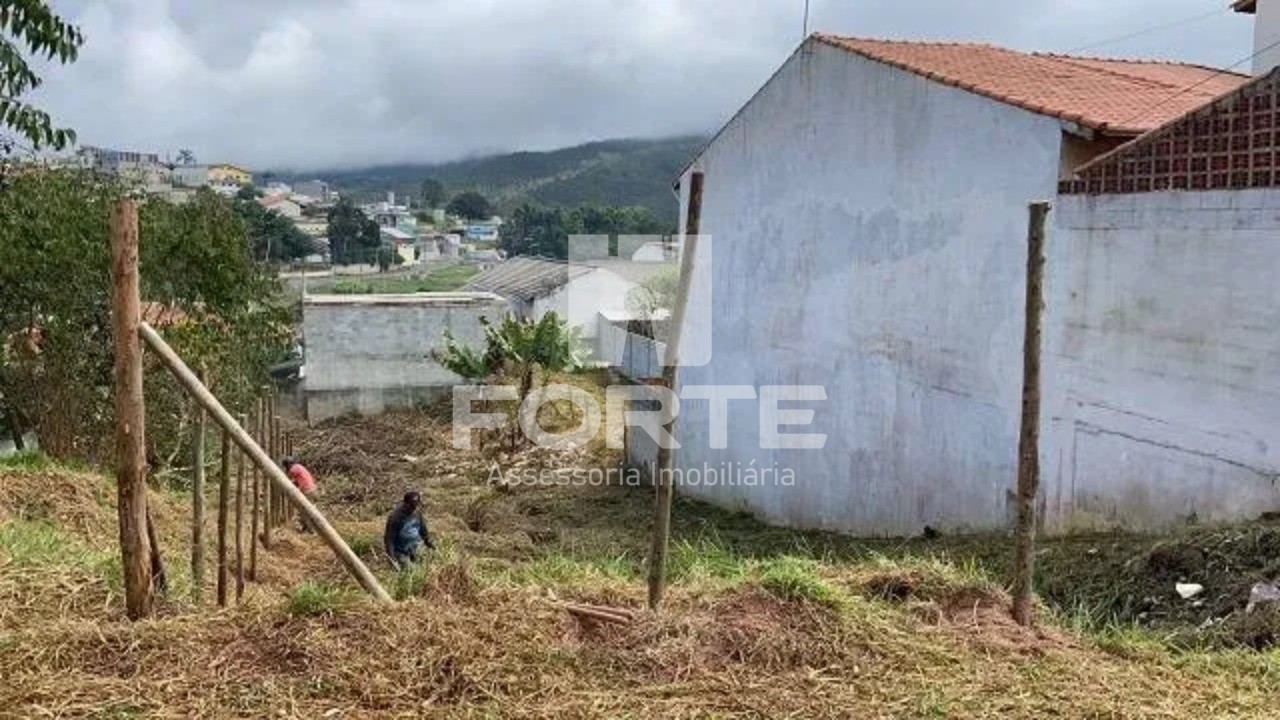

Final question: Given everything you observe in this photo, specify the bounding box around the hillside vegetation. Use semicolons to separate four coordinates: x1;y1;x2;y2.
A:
273;136;705;221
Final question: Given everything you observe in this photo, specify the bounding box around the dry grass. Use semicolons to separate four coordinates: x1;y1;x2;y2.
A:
6;373;1280;717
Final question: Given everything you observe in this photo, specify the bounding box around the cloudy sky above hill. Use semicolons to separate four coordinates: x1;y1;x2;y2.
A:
32;0;1253;170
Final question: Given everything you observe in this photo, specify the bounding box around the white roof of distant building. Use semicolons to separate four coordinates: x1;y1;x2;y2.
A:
464;255;597;301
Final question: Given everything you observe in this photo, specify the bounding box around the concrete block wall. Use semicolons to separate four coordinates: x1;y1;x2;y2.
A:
1045;190;1280;531
302;293;508;422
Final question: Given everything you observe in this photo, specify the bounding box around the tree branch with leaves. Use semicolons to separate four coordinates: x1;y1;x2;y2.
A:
0;0;84;151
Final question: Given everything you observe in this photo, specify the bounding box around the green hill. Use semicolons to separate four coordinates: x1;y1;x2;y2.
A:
271;136;705;221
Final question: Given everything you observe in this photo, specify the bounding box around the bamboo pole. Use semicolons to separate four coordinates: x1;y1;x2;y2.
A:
191;367;207;603
249;397;264;579
110;199;153;620
235;413;246;602
647;170;704;610
138;322;392;603
216;428;231;607
1012;201;1050;627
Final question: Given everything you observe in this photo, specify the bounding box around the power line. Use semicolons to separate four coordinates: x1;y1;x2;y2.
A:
1114;35;1280;131
1067;7;1231;54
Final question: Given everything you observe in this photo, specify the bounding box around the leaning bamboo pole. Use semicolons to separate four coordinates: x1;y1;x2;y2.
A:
138;322;392;603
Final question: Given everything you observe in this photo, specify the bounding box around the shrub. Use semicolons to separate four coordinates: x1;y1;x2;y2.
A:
286;582;351;617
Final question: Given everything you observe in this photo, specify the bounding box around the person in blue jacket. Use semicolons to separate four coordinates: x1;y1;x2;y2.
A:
384;490;434;569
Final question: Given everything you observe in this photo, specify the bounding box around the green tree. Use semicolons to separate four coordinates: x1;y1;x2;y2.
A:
446;191;493;221
435;312;585;405
0;170;291;463
326;197;381;265
500;203;667;260
419;178;445;209
0;1;84;150
233;193;315;262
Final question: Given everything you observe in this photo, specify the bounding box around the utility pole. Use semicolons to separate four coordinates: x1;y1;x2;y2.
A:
803;0;811;38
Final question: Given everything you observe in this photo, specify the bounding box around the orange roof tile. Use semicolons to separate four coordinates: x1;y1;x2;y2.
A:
813;35;1249;135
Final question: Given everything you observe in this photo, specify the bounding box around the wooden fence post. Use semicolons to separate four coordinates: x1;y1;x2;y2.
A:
273;414;284;527
263;395;274;546
286;432;296;526
191;367;207;603
216;428;231;607
249;397;264;578
110;198;153;620
138;323;393;603
1012;200;1050;627
235;413;246;602
647;170;703;610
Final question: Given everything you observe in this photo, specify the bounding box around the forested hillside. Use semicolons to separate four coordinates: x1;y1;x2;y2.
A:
269;136;705;220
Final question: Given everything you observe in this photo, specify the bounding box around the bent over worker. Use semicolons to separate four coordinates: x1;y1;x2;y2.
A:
384;490;434;569
282;456;318;533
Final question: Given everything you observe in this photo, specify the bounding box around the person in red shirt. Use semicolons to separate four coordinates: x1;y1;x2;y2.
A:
282;457;318;533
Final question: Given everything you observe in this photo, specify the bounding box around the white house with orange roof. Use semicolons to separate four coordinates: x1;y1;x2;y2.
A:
662;27;1279;537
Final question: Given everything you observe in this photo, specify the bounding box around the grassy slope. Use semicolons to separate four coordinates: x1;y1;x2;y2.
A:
328;264;480;295
4;380;1280;717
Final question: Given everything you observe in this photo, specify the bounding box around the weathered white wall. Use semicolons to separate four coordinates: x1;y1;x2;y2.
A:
1045;191;1280;531
672;40;1064;536
533;269;636;341
597;313;666;380
303;293;507;422
1254;0;1280;75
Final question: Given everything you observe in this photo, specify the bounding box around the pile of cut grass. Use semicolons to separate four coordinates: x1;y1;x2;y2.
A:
5;551;1280;718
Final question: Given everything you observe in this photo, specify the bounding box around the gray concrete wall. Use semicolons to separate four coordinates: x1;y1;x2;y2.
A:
1045;190;1280;531
302;293;507;422
671;39;1064;536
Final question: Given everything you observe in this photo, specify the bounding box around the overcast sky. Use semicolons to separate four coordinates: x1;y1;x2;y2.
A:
31;0;1253;171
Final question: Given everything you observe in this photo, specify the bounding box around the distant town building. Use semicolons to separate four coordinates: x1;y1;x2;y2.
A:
208;163;253;187
171;164;210;188
259;193;302;219
172;162;254;190
81;146;171;192
293;180;332;203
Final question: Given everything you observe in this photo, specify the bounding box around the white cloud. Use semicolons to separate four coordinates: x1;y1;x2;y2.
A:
29;0;1252;170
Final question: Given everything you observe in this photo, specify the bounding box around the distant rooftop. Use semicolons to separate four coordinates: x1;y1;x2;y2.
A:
465;256;594;301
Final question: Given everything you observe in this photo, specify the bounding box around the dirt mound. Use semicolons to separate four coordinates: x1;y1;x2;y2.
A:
857;567;1072;655
572;587;858;682
0;467;112;536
